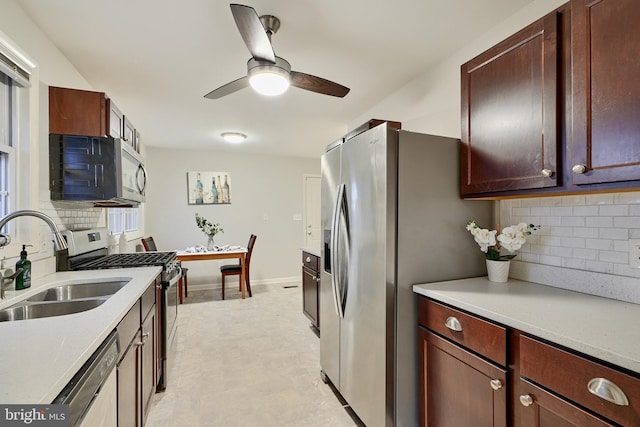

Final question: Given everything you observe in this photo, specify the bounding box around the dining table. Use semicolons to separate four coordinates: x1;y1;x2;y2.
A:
176;248;249;299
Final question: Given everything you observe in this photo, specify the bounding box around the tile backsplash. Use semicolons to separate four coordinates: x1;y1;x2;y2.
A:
501;192;640;303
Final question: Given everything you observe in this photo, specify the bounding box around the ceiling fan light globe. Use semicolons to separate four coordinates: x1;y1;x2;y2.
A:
247;57;291;96
249;71;290;96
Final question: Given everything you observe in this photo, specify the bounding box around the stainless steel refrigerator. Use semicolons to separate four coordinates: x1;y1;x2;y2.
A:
320;123;493;427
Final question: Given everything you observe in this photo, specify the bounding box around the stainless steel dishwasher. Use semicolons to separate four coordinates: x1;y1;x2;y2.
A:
53;330;119;427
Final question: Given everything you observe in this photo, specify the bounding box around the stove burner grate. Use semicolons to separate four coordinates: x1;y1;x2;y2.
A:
75;251;177;270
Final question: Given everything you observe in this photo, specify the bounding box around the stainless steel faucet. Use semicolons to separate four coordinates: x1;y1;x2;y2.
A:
0;268;23;299
0;210;69;271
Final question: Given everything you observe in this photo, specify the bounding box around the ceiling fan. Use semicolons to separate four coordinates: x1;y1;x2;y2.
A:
204;3;350;99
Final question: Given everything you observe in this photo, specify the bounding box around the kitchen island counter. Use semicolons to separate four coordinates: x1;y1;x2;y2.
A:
414;277;640;374
0;266;161;404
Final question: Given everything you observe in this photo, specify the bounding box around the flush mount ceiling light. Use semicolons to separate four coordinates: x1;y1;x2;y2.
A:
221;132;247;143
248;57;291;96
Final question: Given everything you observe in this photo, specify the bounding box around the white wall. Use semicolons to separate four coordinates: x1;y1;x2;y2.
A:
144;147;320;285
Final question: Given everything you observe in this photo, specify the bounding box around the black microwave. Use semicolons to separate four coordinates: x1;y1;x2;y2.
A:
49;134;147;207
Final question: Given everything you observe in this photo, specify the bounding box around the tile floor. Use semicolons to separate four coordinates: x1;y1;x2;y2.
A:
146;282;359;426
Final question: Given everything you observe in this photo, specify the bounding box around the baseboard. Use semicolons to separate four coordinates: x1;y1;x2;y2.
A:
187;276;300;291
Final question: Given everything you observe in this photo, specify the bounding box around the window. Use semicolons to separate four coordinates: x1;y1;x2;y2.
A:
0;48;29;233
108;208;139;235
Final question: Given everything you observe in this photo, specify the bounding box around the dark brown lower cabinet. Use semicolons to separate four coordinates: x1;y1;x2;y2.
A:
141;306;156;422
118;328;141;427
418;295;639;427
302;251;320;330
117;280;158;427
519;379;615;427
419;328;507;427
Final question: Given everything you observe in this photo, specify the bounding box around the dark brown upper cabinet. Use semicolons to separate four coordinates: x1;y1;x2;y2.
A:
570;0;640;185
461;12;560;197
49;86;107;137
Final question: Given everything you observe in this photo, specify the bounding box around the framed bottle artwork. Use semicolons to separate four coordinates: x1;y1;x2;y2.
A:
187;171;232;205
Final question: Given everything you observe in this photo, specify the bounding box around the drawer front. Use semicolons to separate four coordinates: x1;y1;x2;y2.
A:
117;300;141;353
141;281;156;319
418;297;507;366
520;335;640;426
302;252;319;272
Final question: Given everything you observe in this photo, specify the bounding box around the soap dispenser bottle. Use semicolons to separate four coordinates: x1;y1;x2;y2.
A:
15;244;32;290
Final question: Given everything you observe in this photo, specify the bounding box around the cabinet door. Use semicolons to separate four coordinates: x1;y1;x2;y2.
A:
49;86;107;137
107;99;123;139
117;332;141;427
419;328;507;427
461;13;559;196
519;379;615;427
123;116;135;148
302;266;319;328
570;0;640;184
141;307;156;423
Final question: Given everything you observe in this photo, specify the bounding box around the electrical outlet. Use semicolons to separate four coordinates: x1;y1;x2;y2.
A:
263;213;269;221
629;239;640;268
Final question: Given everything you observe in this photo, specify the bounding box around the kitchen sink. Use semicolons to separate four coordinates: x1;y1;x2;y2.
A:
0;299;107;322
26;280;129;302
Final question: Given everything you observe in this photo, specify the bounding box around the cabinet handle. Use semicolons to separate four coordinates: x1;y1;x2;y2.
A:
312;275;317;281
572;164;587;174
587;378;629;406
489;379;503;390
135;341;144;347
316;277;320;283
444;316;462;332
541;169;553;178
519;394;534;407
306;256;311;263
142;332;150;338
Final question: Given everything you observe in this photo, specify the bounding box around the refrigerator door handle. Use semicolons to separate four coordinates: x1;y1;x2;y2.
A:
337;185;349;316
330;184;345;318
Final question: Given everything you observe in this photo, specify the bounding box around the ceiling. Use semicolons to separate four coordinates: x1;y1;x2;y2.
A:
18;0;533;159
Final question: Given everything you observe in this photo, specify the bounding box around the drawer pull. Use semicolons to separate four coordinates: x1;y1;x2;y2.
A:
306;256;311;263
519;394;534;407
489;379;502;390
444;316;462;332
587;378;629;406
572;164;587;174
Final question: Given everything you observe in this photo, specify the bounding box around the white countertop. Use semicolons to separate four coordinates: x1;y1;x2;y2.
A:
0;266;162;404
413;277;640;374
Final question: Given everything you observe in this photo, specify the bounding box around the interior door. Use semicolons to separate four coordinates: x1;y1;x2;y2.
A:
304;175;321;249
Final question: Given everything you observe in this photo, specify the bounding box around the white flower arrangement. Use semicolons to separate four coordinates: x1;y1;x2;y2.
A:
466;221;538;261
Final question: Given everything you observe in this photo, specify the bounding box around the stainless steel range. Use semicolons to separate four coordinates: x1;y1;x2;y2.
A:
63;228;180;391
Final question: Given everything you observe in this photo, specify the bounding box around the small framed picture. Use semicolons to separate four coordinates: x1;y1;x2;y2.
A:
187;171;231;205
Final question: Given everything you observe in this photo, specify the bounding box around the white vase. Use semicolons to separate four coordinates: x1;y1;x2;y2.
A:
207;235;215;251
486;259;510;283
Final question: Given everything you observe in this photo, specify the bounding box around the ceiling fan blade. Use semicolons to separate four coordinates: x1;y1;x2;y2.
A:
230;4;276;63
204;76;249;99
290;71;350;98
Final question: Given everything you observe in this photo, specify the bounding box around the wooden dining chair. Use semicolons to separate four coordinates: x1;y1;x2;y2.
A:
141;236;189;303
220;234;256;300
